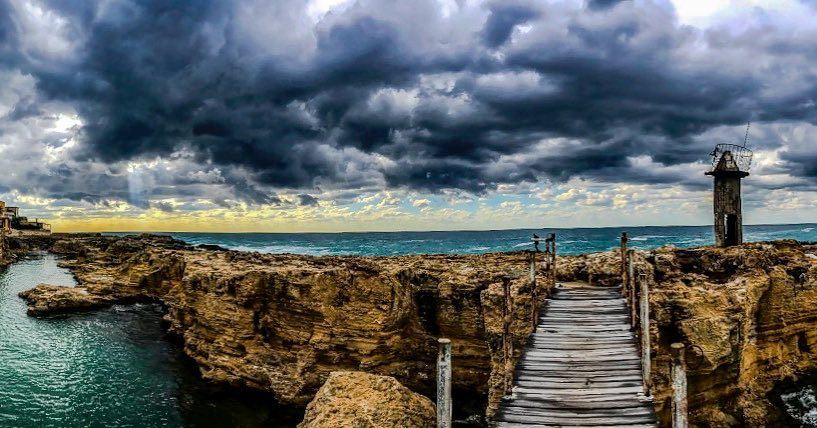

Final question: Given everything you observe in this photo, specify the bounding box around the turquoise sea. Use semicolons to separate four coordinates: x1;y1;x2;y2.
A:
159;223;817;256
3;224;817;427
0;254;299;428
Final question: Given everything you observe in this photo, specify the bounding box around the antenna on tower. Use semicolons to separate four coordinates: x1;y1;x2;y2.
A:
742;121;751;148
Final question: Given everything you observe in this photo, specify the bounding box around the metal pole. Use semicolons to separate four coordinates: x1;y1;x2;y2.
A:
437;338;452;428
639;273;651;395
502;277;513;396
671;343;688;428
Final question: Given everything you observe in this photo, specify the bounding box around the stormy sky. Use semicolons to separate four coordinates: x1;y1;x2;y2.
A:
1;0;817;232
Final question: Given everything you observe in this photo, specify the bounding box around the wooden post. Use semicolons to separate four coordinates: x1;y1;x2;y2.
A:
529;250;536;283
671;343;688;428
620;232;629;295
629;249;637;329
529;251;538;331
437;338;452;428
639;273;651;395
502;277;513;396
550;233;557;288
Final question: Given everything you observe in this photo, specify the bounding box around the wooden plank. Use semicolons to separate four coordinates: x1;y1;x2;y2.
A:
526;342;637;350
504;398;650;411
515;370;643;378
500;406;655;418
523;348;639;356
513;386;644;396
497;423;656;428
497;412;656;426
515;376;643;384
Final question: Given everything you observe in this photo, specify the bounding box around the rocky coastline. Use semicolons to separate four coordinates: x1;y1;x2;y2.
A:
6;233;817;426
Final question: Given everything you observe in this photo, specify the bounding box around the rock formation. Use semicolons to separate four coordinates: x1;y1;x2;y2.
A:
11;234;817;426
298;371;435;428
12;234;540;419
556;240;817;426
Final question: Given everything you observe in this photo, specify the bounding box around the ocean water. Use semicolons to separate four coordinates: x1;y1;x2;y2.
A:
0;253;299;428
154;223;817;256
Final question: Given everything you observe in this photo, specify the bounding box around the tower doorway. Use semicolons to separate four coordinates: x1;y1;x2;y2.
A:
724;214;738;246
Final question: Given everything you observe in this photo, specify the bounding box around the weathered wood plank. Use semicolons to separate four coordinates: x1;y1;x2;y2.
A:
495;281;656;427
497;412;656;426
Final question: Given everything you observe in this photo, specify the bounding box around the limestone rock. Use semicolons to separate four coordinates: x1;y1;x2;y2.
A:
11;234;817;426
298;371;435;428
18;283;114;316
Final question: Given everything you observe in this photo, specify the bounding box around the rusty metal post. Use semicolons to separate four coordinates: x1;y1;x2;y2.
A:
620;232;629;295
437;338;452;428
671;343;688;428
639;273;652;395
502;277;513;396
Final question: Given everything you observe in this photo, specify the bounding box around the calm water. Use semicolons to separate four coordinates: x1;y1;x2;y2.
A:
147;224;817;256
0;253;299;428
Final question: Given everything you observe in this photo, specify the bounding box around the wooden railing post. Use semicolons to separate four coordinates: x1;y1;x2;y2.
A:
549;233;557;288
671;343;688;428
639;273;651;395
620;232;629;295
529;251;538;331
437;338;452;428
628;249;637;329
502;276;513;396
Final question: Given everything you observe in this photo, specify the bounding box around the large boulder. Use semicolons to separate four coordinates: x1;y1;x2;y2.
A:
299;371;436;428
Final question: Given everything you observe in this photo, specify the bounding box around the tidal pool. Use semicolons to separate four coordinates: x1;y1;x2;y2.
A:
0;253;300;427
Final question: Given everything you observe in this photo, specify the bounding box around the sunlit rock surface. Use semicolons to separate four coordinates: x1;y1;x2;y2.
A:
298;371;435;428
559;240;817;426
13;234;817;426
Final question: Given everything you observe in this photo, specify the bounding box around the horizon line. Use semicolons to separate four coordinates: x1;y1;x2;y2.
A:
56;221;817;235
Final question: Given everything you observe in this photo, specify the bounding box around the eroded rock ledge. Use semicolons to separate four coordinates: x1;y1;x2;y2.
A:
10;234;817;426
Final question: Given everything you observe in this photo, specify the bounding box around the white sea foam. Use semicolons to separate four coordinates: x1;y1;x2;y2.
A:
230;245;336;256
781;388;817;426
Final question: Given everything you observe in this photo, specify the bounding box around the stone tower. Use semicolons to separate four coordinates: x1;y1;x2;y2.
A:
705;145;751;247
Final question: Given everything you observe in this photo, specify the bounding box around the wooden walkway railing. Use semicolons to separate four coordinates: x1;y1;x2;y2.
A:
492;233;657;427
436;232;690;428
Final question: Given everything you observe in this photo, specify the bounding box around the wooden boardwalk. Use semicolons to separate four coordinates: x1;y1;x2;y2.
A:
495;282;657;427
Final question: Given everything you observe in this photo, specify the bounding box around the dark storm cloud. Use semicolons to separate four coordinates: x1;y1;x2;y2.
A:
298;194;319;206
587;0;627;10
482;3;539;47
3;0;817;207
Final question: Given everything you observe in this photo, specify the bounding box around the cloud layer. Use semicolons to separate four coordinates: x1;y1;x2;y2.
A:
1;0;817;229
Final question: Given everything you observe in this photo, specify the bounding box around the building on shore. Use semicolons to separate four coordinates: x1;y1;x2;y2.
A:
0;201;51;236
706;142;751;247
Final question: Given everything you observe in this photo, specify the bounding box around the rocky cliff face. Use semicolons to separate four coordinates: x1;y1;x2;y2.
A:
556;240;817;426
13;235;817;426
14;234;544;421
0;234;7;266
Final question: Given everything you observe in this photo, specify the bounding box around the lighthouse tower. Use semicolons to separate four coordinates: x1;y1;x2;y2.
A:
705;142;752;247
